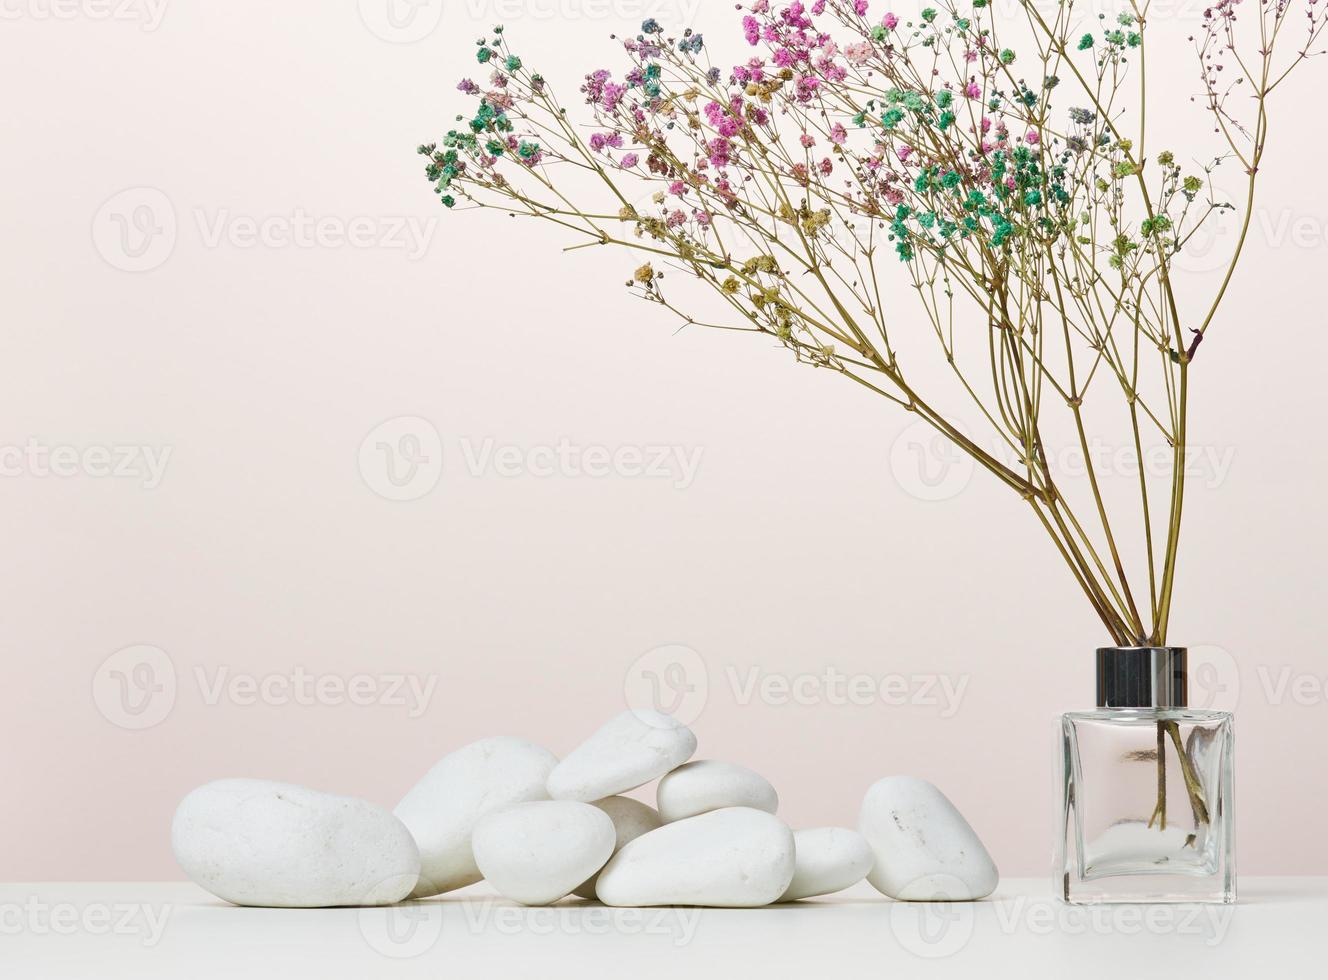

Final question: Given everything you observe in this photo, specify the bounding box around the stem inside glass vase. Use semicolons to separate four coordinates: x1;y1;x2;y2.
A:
1149;720;1211;834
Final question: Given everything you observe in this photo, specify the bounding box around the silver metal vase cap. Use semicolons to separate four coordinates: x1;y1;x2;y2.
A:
1095;647;1188;709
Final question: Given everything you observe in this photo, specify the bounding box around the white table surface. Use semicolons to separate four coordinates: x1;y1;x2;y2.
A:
2;878;1320;978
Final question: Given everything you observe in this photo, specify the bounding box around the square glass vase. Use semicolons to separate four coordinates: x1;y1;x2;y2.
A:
1057;707;1234;904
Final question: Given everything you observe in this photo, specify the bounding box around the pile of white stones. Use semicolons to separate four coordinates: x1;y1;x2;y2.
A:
171;709;998;909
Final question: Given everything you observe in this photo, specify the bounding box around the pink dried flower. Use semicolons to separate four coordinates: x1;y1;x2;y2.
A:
845;41;873;65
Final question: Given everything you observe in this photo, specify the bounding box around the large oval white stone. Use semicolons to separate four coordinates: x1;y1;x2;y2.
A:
595;806;795;908
858;776;998;900
394;736;558;897
778;827;875;902
472;801;615;906
547;710;696;803
171;779;420;908
572;796;663;899
655;760;778;823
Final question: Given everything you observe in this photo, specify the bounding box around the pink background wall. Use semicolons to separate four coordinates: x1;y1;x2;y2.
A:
1;1;1324;880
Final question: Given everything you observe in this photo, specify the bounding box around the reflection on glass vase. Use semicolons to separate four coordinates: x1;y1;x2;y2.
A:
1057;647;1235;904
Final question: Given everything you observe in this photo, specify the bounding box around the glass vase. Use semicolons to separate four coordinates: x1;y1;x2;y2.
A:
1057;647;1235;904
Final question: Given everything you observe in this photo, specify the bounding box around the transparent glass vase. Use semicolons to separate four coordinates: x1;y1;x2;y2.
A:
1057;647;1235;904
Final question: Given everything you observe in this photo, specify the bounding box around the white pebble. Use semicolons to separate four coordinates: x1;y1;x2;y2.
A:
778;827;875;902
859;776;998;900
172;779;420;908
572;797;663;899
472;801;615;906
547;710;696;803
655;760;778;823
596;807;794;908
394;736;558;897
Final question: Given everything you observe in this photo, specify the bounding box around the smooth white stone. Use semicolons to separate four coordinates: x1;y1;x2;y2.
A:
171;779;420;908
394;736;559;897
778;827;875;902
471;801;615;906
595;807;795;908
859;776;999;900
572;797;663;899
547;710;697;803
655;760;778;823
